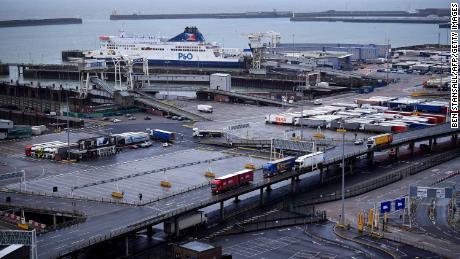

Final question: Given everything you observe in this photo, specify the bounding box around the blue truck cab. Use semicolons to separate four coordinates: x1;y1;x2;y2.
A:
262;156;296;178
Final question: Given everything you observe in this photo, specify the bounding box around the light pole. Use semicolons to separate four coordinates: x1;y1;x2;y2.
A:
337;125;347;226
165;61;170;98
66;93;70;161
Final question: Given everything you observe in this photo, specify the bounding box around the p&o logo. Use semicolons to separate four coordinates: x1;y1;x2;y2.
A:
178;53;193;60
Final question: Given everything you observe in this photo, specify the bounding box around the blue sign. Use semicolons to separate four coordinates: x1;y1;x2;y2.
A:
380;201;391;214
178;53;193;60
394;198;405;210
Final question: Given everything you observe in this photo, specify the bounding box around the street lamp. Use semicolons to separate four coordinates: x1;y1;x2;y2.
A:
337;125;347;226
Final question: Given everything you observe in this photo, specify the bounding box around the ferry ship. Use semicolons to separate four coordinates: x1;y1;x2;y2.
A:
84;27;245;68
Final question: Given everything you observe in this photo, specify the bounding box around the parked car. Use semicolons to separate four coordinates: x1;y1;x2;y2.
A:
313;99;323;105
125;114;132;117
144;116;151;120
102;117;110;121
172;116;179;120
354;138;364;145
139;141;152;148
112;118;122;123
162;143;170;147
128;116;136;120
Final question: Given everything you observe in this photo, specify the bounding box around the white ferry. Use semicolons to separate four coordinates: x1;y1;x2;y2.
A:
84;27;245;68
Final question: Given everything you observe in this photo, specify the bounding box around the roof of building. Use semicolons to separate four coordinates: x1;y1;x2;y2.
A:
179;241;216;252
284;51;353;59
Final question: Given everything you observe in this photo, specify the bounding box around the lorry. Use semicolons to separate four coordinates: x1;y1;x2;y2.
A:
367;133;393;148
192;128;224;138
265;113;300;125
148;129;176;142
25;141;65;157
211;169;253;194
197;105;213;113
113;132;150;146
262;156;296;178
163;211;207;235
294;152;324;171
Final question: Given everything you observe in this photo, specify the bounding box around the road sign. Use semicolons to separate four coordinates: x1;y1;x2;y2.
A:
228;123;250;131
394;198;405;210
380;201;391;214
436;188;446;198
272;139;314;153
409;186;453;198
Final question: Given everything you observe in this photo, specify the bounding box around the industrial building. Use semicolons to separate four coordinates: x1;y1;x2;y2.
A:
273;43;391;61
172;241;222;259
279;51;353;70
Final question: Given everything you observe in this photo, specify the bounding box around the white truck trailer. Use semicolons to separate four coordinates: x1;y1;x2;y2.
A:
164;211;207;235
197;105;213;113
295;152;324;170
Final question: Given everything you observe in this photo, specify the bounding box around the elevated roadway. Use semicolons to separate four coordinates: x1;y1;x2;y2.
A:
0;123;458;258
134;91;210;122
197;89;297;107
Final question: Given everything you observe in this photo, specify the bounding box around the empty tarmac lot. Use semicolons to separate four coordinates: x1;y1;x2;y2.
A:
6;148;267;203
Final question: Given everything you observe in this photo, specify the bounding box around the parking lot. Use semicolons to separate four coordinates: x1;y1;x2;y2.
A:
5;148;266;203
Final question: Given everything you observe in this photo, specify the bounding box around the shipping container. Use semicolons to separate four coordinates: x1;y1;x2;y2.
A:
262;156;296;178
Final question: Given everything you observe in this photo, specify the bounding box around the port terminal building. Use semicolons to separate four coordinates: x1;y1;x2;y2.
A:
272;43;391;61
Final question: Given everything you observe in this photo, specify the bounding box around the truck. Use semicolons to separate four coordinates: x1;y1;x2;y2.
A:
294;152;324;170
113;132;149;146
25;141;64;156
163;211;207;235
265;113;300;125
211;169;253;194
367;133;393;148
149;129;176;142
197;104;213;113
192;128;223;138
262;156;296;178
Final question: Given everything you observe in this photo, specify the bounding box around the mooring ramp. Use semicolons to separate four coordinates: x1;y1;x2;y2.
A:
90;77;114;95
134;91;210;121
197;89;297;107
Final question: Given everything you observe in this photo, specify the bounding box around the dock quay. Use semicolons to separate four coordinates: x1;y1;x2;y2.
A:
5;62;379;93
290;16;449;24
110;11;293;20
0;18;82;28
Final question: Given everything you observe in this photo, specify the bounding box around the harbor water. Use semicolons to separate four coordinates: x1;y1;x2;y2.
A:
0;0;452;64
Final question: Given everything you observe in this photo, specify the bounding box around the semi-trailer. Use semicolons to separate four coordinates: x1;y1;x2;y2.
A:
294;152;324;171
262;156;296;177
148;129;176;142
192;128;224;138
113;132;150;146
197;104;213;113
25;141;65;156
164;211;207;235
211;169;254;194
367;133;393;148
265;113;300;125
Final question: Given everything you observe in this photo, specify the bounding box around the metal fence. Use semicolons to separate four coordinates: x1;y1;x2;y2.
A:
297;149;460;206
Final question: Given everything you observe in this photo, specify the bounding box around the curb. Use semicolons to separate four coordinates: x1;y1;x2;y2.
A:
333;224;398;259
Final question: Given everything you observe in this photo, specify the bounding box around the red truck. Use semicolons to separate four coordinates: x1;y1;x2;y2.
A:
211;169;254;194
